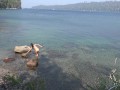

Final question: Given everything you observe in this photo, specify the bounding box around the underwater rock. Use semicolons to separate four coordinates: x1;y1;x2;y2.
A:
3;58;15;63
14;46;30;53
72;53;80;60
47;50;68;58
80;46;93;54
21;53;29;58
62;42;79;49
41;51;48;56
26;60;38;70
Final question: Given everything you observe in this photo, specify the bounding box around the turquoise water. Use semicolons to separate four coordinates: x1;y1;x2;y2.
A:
0;10;120;64
0;9;120;89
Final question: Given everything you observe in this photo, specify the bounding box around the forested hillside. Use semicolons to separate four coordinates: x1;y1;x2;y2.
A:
0;0;21;9
33;1;120;12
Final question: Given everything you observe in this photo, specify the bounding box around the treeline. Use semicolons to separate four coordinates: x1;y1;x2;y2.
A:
33;1;120;12
0;0;21;9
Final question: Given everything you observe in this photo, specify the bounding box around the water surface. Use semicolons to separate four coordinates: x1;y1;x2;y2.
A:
0;9;120;90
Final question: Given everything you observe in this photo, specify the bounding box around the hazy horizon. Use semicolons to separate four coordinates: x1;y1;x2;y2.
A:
21;0;120;8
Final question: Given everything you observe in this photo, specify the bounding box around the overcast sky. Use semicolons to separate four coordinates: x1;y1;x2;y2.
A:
21;0;119;8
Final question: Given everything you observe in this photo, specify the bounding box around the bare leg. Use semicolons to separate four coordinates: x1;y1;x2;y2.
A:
35;51;39;60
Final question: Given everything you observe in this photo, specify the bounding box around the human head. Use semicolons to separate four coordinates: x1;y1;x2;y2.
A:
30;43;34;48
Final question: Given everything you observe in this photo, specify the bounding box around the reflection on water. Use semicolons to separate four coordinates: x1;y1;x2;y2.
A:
0;10;120;89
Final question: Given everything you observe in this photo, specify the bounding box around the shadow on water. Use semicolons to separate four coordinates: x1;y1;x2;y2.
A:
37;55;87;90
37;45;117;90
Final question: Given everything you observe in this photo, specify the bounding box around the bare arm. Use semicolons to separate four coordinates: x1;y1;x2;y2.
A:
34;44;43;48
26;47;32;54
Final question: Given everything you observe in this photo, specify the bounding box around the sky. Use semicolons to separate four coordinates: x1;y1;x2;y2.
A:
21;0;119;8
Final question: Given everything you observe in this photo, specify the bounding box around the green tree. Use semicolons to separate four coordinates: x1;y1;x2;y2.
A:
0;0;21;9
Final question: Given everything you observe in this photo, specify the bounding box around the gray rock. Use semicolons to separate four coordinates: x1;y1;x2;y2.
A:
14;46;30;53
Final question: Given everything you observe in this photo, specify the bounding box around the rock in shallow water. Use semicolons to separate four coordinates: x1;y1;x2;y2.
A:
26;59;38;70
3;58;15;63
14;46;30;53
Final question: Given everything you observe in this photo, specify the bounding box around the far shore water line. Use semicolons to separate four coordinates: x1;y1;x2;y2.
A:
1;8;120;14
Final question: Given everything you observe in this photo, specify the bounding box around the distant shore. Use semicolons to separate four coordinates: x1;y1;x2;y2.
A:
32;1;120;12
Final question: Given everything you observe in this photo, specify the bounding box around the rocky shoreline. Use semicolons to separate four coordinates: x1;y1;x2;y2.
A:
0;68;9;84
0;46;119;90
0;48;41;90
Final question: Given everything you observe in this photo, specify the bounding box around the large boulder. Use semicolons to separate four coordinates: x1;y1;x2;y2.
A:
14;46;30;53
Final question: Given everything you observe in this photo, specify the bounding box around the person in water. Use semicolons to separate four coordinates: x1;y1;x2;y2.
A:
30;43;43;58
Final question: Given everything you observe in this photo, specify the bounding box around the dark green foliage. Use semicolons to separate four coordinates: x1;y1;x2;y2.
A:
2;74;22;90
108;84;120;90
115;85;120;90
2;74;45;90
97;78;107;90
0;0;21;9
3;74;22;86
87;76;120;90
23;78;45;90
87;78;107;90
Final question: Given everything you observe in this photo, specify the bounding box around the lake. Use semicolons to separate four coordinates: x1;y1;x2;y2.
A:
0;9;120;90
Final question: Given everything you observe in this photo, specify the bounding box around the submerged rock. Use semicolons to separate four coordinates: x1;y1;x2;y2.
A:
47;49;68;58
21;53;29;58
26;59;38;70
3;58;15;63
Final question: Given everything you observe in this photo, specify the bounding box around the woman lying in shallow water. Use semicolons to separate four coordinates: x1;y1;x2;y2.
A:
21;43;43;59
29;43;43;58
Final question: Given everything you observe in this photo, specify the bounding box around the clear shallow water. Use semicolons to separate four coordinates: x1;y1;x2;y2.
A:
0;10;120;64
0;9;120;89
